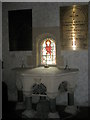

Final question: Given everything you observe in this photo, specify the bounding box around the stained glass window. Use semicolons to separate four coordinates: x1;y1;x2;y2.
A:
41;38;56;65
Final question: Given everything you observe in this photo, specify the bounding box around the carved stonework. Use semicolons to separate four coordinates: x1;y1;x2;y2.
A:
32;83;47;95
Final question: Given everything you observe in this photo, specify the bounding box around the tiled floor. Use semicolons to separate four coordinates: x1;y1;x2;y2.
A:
2;101;89;120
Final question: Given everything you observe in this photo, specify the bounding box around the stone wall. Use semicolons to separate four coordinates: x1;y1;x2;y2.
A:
2;2;89;106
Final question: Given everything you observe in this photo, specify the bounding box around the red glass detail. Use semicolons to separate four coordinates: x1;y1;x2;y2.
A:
45;40;52;55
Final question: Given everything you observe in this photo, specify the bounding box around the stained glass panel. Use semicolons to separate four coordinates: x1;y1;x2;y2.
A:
41;38;56;65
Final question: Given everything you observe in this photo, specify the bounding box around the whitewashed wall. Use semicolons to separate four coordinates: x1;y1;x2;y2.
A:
2;2;89;106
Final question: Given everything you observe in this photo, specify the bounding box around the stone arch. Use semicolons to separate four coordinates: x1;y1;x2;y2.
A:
36;33;57;66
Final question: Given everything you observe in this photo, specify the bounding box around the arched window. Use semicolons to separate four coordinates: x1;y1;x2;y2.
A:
41;38;56;65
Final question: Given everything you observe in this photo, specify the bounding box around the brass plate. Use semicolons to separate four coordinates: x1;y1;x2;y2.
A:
60;5;88;50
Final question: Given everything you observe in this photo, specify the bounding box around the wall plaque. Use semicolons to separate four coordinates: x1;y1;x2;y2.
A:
60;5;88;50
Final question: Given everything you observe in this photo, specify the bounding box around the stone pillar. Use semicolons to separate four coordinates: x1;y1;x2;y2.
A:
16;77;25;110
65;91;78;115
35;96;49;119
48;98;60;118
17;90;23;102
47;92;60;118
24;97;32;110
16;90;25;110
68;92;74;105
49;98;56;113
22;95;36;118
